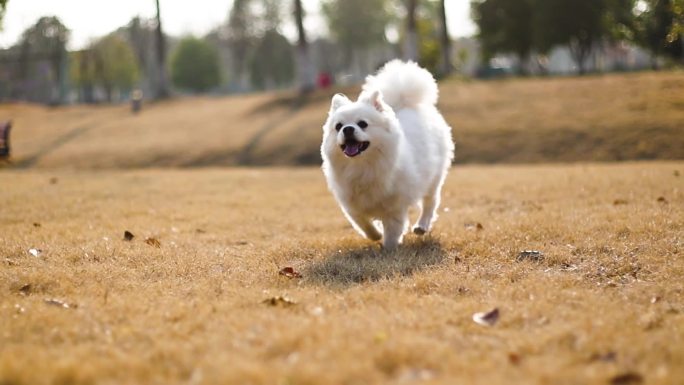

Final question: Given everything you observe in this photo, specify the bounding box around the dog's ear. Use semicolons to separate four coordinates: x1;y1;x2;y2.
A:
330;93;351;112
360;89;384;112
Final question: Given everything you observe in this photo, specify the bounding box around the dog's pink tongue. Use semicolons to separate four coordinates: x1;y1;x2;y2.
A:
344;143;361;157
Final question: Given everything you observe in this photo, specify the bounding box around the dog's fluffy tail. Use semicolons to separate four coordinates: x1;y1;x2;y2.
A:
363;60;438;111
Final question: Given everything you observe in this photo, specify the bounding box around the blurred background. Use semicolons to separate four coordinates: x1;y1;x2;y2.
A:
0;0;682;167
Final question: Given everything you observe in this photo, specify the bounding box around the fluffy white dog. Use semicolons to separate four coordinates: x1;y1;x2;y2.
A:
321;60;454;250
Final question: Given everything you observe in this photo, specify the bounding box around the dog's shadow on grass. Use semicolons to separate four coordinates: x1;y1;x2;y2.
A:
305;236;446;287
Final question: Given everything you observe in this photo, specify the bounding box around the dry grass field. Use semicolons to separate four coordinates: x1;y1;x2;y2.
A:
1;162;683;384
1;71;683;168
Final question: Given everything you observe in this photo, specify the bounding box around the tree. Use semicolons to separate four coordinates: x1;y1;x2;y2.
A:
534;0;608;74
248;30;295;89
171;37;221;92
635;0;684;64
17;16;70;103
472;0;535;73
438;0;453;76
322;0;391;57
0;0;8;28
154;0;170;98
294;0;315;93
93;35;139;100
403;0;419;60
72;36;139;102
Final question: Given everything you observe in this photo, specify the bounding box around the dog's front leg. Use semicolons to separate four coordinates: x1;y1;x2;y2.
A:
346;211;382;241
381;211;409;250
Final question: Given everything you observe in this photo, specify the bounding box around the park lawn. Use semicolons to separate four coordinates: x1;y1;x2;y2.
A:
1;70;683;168
1;162;683;384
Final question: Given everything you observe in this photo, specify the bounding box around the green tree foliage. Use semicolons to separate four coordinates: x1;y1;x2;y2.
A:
322;0;391;55
473;0;639;74
171;37;221;92
17;16;70;102
248;30;295;89
535;0;609;74
93;35;139;99
0;0;8;28
472;0;535;64
635;0;683;62
71;35;139;102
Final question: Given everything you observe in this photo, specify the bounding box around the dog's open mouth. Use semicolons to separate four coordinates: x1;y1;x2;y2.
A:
341;139;370;157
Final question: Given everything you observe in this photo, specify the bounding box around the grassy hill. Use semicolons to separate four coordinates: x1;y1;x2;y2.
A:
1;71;684;169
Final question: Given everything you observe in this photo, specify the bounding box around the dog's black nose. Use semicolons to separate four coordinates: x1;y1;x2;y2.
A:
342;126;355;137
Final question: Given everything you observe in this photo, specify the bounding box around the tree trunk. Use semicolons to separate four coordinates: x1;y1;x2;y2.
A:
155;0;170;99
294;0;315;94
403;0;419;61
438;0;452;76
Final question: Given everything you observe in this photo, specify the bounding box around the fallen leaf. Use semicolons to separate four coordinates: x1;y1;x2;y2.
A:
28;248;42;257
123;231;135;241
517;250;544;262
465;222;484;231
33;222;41;227
19;284;31;296
589;351;617;362
44;298;77;309
145;237;161;248
279;267;302;279
262;296;297;307
473;308;499;326
613;199;628;205
610;372;643;385
657;196;668;204
508;352;522;365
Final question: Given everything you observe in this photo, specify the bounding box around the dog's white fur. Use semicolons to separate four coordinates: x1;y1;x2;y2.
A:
321;60;454;249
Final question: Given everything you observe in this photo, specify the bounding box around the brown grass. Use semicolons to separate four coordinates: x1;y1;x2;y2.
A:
1;162;683;384
1;71;683;168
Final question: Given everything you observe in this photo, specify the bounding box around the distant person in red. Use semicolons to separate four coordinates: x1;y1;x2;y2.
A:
317;72;332;89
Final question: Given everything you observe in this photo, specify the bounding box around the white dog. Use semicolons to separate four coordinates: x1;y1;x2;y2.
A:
321;60;454;250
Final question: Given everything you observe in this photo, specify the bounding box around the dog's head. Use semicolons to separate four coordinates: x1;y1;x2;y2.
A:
322;90;397;161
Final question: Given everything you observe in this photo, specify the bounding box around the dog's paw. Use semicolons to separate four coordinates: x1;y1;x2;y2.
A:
412;226;427;235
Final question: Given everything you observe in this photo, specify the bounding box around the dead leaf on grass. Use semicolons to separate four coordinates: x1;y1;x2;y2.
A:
44;298;77;309
589;351;617;362
19;284;31;296
145;237;161;248
465;222;484;231
610;372;643;385
613;199;628;205
508;352;522;365
517;250;544;262
262;296;297;307
123;231;135;241
28;248;42;257
473;308;499;326
279;267;302;279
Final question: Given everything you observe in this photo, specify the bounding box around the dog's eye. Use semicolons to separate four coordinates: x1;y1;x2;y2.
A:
335;123;343;131
358;120;368;129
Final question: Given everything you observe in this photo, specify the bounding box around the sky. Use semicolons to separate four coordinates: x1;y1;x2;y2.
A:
0;0;476;50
